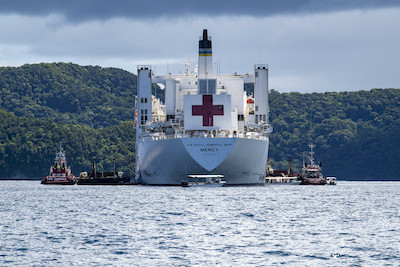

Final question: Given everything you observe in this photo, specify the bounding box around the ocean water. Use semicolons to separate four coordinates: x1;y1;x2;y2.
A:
0;181;399;266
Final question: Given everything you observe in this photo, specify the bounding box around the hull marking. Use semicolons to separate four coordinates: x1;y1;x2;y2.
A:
182;138;235;171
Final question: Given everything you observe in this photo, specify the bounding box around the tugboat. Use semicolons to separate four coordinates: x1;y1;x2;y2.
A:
41;143;76;185
299;143;326;185
77;159;130;185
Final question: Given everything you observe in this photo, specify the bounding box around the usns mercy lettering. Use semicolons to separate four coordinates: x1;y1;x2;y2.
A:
136;29;272;185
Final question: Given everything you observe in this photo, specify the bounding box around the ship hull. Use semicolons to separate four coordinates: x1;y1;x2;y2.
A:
41;176;76;185
137;137;268;185
299;178;327;185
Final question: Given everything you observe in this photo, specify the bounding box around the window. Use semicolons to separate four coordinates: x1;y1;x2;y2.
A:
141;98;143;103
207;79;216;94
145;98;148;103
255;106;258;112
199;79;207;94
198;79;216;94
144;109;147;114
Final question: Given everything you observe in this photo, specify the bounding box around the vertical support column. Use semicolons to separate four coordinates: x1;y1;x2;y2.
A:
137;66;153;132
165;79;176;121
136;66;152;182
254;64;269;124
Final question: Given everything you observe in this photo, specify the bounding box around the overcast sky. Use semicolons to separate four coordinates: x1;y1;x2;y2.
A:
0;0;399;92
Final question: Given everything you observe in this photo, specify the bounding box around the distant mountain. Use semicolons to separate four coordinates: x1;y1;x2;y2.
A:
0;63;399;180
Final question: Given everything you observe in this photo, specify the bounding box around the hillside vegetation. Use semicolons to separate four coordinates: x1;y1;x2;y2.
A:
0;109;135;178
0;63;399;180
268;89;400;180
0;62;162;128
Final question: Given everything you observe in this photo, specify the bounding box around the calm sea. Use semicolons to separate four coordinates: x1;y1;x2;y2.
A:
0;181;399;266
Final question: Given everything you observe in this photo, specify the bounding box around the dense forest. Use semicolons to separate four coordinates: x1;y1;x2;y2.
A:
0;63;399;180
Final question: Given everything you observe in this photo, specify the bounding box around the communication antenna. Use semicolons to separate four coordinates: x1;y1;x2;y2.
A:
167;60;170;75
308;142;316;165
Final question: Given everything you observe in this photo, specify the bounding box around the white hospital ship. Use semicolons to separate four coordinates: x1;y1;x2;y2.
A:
135;29;272;185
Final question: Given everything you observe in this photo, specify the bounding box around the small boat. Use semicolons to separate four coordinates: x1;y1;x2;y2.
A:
181;175;226;187
326;176;337;185
299;143;326;185
77;159;130;185
41;144;76;185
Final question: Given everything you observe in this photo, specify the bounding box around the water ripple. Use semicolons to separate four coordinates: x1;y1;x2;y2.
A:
0;181;399;265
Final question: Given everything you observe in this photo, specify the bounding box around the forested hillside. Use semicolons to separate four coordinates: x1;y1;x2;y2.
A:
268;89;400;180
0;109;135;178
0;63;399;180
0;63;163;128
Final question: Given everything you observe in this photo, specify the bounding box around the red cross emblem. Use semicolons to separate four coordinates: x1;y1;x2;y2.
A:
192;95;224;126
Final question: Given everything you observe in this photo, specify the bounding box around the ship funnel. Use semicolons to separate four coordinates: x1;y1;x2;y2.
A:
198;29;213;78
93;159;97;179
202;29;208;41
113;158;116;177
198;29;216;94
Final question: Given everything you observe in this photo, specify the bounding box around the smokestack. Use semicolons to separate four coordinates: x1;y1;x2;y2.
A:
113;158;116;177
198;29;213;78
93;159;96;179
197;29;217;95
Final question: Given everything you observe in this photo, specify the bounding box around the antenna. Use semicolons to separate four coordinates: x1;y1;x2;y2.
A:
167;60;170;75
308;142;315;165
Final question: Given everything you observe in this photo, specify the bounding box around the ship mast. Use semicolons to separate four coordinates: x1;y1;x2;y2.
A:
308;143;316;165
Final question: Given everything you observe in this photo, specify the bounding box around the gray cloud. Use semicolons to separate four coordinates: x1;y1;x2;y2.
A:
0;3;399;92
1;0;400;21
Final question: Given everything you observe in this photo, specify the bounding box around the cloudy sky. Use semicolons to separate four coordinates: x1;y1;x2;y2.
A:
0;0;399;92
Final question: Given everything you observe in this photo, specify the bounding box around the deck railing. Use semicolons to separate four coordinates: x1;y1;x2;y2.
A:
139;132;267;141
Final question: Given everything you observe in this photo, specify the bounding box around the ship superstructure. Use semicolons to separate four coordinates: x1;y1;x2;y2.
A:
135;29;272;185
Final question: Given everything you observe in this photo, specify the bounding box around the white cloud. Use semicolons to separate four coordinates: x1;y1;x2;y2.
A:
0;8;399;92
